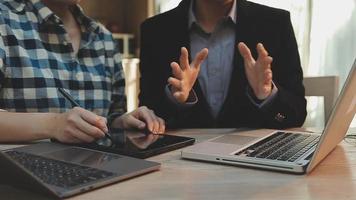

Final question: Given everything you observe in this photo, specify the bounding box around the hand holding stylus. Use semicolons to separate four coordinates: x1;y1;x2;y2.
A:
51;107;108;143
54;88;108;143
57;88;165;144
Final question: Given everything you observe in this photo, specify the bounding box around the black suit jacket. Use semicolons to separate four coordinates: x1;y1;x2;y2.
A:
139;0;307;129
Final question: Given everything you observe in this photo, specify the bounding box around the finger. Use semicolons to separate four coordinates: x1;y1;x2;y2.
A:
150;112;165;134
238;42;255;64
168;77;182;90
262;56;273;67
257;43;269;58
157;117;166;134
137;108;155;132
100;117;108;127
148;110;160;134
170;62;183;79
265;69;272;77
71;128;96;143
125;115;146;130
75;110;106;137
264;69;273;84
75;117;106;139
191;48;208;69
256;56;273;72
180;47;190;70
79;109;109;132
95;117;109;133
68;108;105;138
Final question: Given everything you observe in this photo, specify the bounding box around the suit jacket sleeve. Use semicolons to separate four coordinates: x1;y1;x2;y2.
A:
139;21;184;124
257;11;307;128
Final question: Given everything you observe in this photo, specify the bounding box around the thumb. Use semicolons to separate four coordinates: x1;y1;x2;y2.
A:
238;42;255;64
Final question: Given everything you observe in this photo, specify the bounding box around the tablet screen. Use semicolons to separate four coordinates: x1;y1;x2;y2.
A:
75;130;195;158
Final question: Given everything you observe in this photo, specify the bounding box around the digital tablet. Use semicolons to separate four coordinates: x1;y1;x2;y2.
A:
73;130;196;158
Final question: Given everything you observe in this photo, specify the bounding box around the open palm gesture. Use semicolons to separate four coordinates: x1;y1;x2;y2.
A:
168;47;208;103
238;42;273;100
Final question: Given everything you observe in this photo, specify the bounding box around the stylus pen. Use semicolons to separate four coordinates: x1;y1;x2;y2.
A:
58;88;81;108
57;88;113;141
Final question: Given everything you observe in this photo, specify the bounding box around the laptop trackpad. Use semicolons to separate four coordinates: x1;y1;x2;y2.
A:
44;147;120;167
210;135;258;145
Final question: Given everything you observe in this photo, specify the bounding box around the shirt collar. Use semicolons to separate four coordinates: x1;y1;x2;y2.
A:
71;5;100;34
29;0;56;24
28;0;99;34
188;0;237;29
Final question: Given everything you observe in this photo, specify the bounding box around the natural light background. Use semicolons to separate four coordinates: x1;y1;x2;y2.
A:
154;0;356;128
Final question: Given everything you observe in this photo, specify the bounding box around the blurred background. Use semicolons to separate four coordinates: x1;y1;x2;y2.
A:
79;0;356;128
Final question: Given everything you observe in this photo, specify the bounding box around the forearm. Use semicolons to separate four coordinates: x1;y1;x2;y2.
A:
0;112;58;142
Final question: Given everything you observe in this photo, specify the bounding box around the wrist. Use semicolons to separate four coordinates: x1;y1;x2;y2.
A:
170;87;187;103
253;85;273;100
40;113;62;139
168;84;196;104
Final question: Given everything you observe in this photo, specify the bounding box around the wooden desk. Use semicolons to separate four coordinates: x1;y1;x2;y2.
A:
1;129;356;200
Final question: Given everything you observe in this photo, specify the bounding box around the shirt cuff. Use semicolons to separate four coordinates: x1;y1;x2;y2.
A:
165;84;198;108
247;82;278;108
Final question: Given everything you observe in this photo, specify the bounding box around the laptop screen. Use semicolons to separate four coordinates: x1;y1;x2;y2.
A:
307;59;356;173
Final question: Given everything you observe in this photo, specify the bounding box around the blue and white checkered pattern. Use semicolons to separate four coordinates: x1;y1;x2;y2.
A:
0;0;126;117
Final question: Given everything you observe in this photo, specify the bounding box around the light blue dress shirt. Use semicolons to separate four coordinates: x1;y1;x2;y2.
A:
188;0;237;118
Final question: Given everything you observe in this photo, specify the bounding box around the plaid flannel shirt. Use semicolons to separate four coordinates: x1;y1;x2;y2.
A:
0;0;126;119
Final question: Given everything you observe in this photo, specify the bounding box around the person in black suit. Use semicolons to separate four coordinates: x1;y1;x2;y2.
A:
139;0;307;129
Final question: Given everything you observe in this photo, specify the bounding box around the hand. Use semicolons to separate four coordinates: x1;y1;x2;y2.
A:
238;42;273;100
168;47;208;103
113;106;165;134
52;107;108;143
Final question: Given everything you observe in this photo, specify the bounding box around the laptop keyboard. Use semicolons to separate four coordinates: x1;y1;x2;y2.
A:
5;150;117;188
235;132;320;162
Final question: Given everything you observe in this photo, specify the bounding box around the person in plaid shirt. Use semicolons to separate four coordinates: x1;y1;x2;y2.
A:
0;0;165;143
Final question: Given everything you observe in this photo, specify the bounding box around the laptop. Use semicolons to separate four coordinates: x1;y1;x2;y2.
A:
0;142;160;198
182;59;356;174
